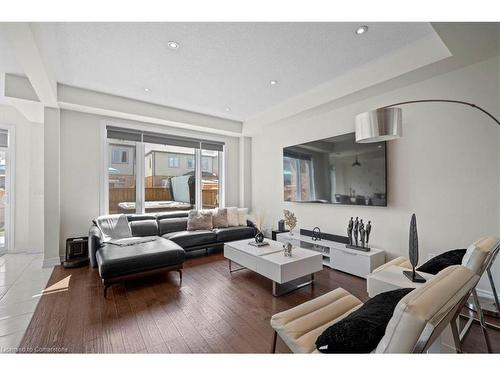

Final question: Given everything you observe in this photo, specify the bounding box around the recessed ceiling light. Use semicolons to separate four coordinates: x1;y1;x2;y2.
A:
167;41;180;50
355;25;368;35
270;80;278;86
225;107;231;112
144;88;150;92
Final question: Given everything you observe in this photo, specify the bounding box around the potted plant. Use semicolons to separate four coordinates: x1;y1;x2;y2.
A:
283;209;297;236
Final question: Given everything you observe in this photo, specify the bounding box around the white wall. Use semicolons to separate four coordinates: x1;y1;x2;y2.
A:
0;104;43;253
59;109;241;257
251;56;500;296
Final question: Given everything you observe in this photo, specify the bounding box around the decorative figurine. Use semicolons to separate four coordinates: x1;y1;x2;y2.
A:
283;242;293;257
403;214;426;283
353;217;359;247
347;217;354;245
312;227;321;241
366;221;372;245
359;219;365;248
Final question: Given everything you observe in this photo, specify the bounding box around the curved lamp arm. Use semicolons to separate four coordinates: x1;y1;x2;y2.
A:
379;99;500;126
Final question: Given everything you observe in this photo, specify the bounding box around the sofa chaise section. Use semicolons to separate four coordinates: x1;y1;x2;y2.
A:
89;210;256;297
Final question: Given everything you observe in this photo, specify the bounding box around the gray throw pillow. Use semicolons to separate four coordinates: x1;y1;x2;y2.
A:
187;210;213;231
212;208;228;228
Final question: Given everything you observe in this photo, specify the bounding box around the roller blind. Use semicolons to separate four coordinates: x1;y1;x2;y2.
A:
106;127;142;142
0;129;8;148
107;126;224;150
143;131;200;149
201;141;224;152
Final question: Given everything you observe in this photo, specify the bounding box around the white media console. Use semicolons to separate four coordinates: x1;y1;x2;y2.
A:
276;232;385;279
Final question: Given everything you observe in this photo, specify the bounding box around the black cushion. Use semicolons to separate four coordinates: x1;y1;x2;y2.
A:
163;230;217;249
130;219;159;237
158;217;188;235
417;249;466;275
96;236;185;279
315;288;413;353
214;226;256;242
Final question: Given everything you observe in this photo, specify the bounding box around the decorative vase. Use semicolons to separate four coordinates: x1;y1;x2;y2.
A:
255;231;264;243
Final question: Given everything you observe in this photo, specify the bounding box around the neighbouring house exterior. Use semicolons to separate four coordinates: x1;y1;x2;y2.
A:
108;143;135;177
145;149;218;187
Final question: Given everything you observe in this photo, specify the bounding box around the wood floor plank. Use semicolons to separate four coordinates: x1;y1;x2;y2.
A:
18;251;500;353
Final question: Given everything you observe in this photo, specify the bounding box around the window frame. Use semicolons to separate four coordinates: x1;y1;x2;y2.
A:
101;121;226;215
111;148;128;164
168;156;180;168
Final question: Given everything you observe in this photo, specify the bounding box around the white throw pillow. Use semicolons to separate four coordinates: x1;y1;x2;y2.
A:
226;207;239;227
237;208;248;226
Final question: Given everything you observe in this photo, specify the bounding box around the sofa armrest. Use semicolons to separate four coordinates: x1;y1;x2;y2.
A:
88;224;103;268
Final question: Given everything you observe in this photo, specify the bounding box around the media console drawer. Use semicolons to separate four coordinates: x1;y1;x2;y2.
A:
276;232;385;279
329;248;370;278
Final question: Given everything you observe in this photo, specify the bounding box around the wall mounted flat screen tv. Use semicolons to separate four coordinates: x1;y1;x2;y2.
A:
283;132;387;206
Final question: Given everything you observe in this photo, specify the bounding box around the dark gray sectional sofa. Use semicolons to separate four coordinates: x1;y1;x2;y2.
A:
89;211;256;297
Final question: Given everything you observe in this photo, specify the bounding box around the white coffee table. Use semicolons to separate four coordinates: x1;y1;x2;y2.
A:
224;239;323;296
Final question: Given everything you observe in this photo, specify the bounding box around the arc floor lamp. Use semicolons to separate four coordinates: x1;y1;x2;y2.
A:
354;99;500;348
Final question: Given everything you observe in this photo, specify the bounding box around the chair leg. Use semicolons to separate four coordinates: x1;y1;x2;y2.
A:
103;283;110;299
472;288;493;353
177;269;183;285
271;331;277;353
487;268;500;313
450;318;462;353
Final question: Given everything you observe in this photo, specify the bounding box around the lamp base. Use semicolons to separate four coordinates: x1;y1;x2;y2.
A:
403;270;426;283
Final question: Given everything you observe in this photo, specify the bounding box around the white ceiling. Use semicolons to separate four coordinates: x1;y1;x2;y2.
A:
0;23;439;121
26;22;437;121
0;32;23;105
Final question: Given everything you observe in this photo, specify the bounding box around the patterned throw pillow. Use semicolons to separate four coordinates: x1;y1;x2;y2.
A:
212;208;228;228
187;210;213;231
226;207;239;227
237;208;248;226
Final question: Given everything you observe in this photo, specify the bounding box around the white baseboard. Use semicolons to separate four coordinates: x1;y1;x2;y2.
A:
476;287;499;300
42;257;61;268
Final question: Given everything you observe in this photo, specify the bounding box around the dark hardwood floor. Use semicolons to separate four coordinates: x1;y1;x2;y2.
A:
19;250;500;353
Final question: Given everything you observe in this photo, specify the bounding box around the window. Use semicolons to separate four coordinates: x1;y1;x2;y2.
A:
201;149;220;209
145;145;195;213
111;149;128;164
105;126;225;214
108;143;136;214
201;156;212;172
168;156;180;168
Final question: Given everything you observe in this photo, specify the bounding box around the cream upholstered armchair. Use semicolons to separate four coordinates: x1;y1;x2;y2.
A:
372;236;500;353
271;265;479;353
